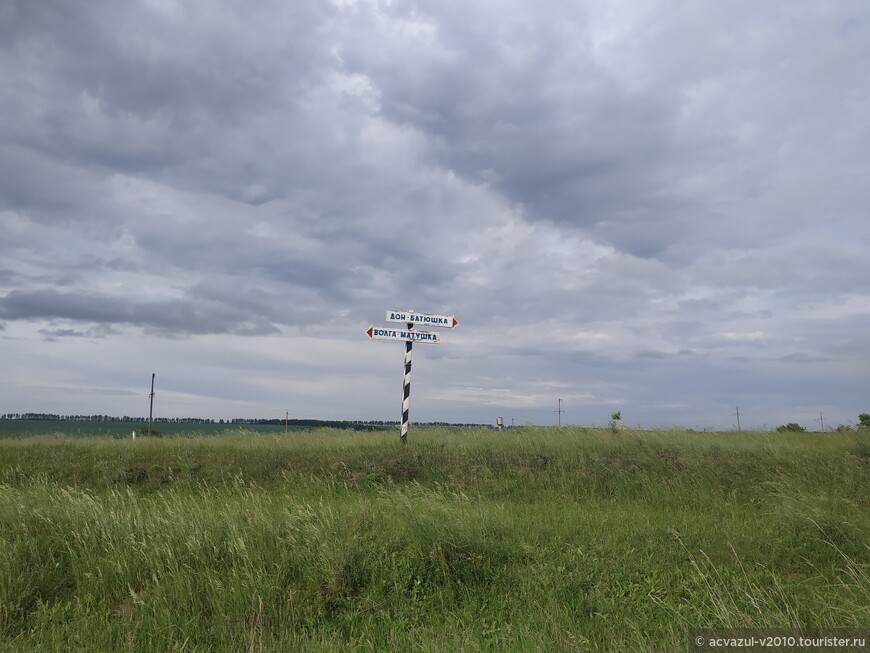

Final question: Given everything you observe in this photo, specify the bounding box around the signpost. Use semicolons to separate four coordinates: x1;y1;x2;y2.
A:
385;311;459;328
365;326;440;344
366;309;459;444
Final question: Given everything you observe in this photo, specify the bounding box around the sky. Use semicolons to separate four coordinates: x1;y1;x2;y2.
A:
1;1;868;430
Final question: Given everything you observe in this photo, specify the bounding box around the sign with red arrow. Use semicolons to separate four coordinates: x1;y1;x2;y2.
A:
366;309;459;444
385;310;459;328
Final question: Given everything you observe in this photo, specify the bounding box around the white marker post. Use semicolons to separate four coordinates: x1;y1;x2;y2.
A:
366;309;459;444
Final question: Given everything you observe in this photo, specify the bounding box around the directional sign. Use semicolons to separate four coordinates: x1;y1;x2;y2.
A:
386;310;459;328
366;326;440;344
366;307;458;444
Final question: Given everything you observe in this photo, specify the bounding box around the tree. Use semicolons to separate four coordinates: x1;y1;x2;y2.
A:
858;413;870;429
609;411;622;434
776;423;806;433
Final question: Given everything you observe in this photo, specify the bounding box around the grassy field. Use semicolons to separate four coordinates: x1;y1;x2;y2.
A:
0;425;868;651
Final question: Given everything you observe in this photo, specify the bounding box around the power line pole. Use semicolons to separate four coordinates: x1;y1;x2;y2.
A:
148;373;155;434
555;398;563;426
819;412;825;432
285;411;289;433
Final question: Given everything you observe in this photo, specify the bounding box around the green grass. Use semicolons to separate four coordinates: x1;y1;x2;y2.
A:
1;426;868;651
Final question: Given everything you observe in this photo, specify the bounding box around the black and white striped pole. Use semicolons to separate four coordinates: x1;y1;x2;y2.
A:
366;309;459;444
401;321;413;444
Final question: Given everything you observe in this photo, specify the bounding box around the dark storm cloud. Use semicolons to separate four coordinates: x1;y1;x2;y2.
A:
1;2;328;126
38;325;117;340
0;1;337;226
335;2;678;251
331;2;870;259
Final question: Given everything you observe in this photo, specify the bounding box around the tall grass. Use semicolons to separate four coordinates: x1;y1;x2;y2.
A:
1;427;867;651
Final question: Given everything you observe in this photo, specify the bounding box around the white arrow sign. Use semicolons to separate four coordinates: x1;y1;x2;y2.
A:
366;326;440;344
385;310;459;328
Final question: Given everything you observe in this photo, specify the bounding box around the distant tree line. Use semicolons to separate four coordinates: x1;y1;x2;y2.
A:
0;413;216;423
0;413;486;429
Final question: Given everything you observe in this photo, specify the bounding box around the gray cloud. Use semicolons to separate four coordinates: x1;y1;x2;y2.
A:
0;289;280;336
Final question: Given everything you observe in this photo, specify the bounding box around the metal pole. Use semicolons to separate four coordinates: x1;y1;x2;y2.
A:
149;373;155;434
400;322;413;444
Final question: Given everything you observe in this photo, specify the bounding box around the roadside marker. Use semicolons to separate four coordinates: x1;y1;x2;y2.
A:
401;325;413;444
366;309;459;444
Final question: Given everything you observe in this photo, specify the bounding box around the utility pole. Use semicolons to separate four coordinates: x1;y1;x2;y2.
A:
555;398;564;426
285;411;289;433
819;412;825;432
148;373;155;434
734;406;741;431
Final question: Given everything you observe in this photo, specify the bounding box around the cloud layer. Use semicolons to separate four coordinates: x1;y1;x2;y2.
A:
2;1;869;428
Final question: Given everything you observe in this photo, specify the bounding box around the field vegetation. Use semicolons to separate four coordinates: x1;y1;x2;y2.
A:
1;424;868;651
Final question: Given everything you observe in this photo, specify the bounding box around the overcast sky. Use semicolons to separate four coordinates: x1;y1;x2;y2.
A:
2;1;868;430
